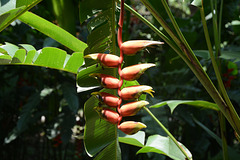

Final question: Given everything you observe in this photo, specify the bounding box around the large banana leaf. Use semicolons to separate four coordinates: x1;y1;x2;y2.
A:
0;43;84;74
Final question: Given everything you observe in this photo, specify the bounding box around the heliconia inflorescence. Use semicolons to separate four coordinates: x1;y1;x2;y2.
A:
85;0;163;135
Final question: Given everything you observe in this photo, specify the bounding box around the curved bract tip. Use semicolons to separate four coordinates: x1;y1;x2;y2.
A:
121;40;164;55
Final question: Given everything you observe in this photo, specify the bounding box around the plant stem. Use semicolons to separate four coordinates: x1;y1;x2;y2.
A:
143;107;192;160
218;112;229;160
199;5;240;136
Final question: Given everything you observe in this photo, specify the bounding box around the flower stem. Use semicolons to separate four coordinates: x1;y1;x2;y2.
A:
143;106;192;160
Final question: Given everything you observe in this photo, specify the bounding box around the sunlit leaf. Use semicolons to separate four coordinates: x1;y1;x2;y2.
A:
119;131;145;147
0;43;84;74
137;135;192;160
18;11;87;52
191;0;202;8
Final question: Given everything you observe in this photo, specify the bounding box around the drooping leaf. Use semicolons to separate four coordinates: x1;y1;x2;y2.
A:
84;89;117;157
0;0;41;32
0;43;84;74
119;131;145;147
150;100;219;113
18;11;87;52
137;135;192;160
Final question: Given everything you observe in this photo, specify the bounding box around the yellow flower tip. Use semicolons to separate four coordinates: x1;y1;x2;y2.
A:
89;73;101;79
118;121;147;135
83;53;98;60
144;89;155;97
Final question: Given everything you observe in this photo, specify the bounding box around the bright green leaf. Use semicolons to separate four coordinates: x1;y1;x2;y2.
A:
64;52;84;73
119;131;145;147
0;42;19;57
18;11;87;52
24;50;36;64
11;49;26;63
34;47;66;69
0;54;12;63
150;100;219;113
137;135;192;160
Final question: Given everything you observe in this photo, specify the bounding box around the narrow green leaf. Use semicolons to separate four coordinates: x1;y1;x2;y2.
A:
11;49;26;63
119;131;145;147
137;135;192;160
150;100;219;113
84;89;117;157
34;47;66;69
18;11;87;52
64;52;84;73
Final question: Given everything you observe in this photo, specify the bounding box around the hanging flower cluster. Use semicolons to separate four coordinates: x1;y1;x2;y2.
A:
84;0;163;135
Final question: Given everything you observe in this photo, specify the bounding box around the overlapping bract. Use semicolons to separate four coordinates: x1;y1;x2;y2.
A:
85;3;163;135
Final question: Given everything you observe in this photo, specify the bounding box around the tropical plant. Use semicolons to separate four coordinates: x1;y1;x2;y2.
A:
1;0;240;159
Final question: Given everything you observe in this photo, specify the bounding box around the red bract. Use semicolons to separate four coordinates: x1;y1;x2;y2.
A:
92;92;120;108
118;121;147;135
94;107;120;124
120;85;154;100
120;40;163;55
121;63;156;81
84;53;120;68
90;73;119;89
119;101;149;116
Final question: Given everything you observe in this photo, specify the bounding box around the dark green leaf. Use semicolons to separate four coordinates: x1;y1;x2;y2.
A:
84;89;117;157
79;0;112;23
61;82;79;113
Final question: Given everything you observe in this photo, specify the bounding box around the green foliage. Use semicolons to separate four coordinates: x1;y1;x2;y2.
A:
0;43;84;73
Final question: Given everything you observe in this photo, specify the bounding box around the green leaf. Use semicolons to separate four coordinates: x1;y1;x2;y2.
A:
119;131;145;147
34;47;66;69
64;52;84;73
61;82;79;113
84;89;117;157
137;135;192;160
18;11;87;52
191;0;202;8
0;43;84;74
194;50;210;59
150;100;219;113
77;64;116;87
0;0;41;32
11;49;26;63
79;0;113;23
220;50;240;62
94;140;121;160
